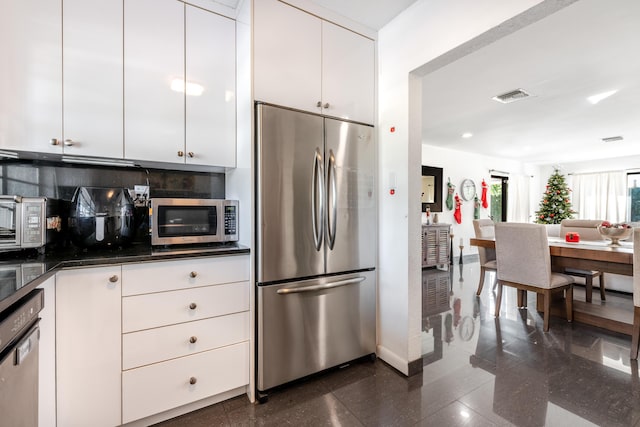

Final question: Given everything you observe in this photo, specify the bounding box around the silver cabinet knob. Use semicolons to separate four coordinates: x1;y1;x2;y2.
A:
189;302;197;310
188;152;194;158
190;271;198;278
189;377;197;385
177;150;184;157
50;138;60;146
109;275;118;283
323;103;330;109
64;139;74;146
189;336;197;344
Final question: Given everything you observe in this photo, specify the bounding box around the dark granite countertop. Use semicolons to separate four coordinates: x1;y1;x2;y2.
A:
0;242;250;314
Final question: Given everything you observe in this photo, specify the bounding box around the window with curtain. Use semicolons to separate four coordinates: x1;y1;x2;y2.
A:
506;174;530;223
570;171;626;222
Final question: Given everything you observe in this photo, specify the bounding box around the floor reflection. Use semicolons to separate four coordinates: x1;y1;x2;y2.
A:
422;261;640;427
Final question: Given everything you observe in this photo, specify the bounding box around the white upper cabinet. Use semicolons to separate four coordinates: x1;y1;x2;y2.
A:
63;0;123;158
185;7;236;167
253;0;375;124
321;21;375;124
125;0;237;167
254;0;322;114
124;0;185;164
0;0;62;154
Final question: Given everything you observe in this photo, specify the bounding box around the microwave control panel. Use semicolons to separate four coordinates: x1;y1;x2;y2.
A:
21;199;46;247
224;205;237;237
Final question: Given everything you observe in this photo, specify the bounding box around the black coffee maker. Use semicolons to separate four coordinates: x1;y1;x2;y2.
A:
69;187;135;248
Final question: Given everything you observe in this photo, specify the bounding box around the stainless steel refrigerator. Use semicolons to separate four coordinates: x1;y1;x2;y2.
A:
255;103;376;394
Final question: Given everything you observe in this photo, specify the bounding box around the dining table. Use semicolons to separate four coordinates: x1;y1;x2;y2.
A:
470;236;634;334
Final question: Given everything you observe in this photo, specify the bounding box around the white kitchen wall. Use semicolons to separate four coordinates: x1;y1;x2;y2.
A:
377;0;546;374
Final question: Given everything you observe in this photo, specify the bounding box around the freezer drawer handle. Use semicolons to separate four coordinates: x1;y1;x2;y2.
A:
276;277;365;294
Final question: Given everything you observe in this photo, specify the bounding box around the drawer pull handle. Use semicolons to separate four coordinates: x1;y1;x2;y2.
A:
109;275;119;283
190;271;198;278
188;151;194;158
177;150;184;157
189;377;197;385
189;302;197;310
189;336;198;344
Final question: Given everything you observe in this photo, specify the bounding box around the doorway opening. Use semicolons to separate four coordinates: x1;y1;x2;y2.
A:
490;175;508;222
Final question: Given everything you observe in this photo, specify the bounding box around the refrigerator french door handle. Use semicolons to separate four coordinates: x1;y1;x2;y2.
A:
311;148;325;251
276;276;366;294
327;150;337;249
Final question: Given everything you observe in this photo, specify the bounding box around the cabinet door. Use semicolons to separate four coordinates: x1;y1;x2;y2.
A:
124;0;184;164
253;0;321;114
0;0;62;154
56;266;122;427
185;6;236;167
37;276;56;427
63;0;123;158
322;21;375;124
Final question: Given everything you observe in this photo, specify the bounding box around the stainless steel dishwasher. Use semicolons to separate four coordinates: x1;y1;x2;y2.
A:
0;288;44;427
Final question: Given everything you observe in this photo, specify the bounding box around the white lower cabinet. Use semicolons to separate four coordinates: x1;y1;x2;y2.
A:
37;276;56;427
122;342;249;423
56;266;122;427
121;254;250;424
52;255;250;426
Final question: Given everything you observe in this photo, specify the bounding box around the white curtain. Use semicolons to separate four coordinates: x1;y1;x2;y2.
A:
571;171;626;222
507;174;530;222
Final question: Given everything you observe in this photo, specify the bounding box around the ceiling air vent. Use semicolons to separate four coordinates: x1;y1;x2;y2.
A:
601;136;624;143
492;88;532;104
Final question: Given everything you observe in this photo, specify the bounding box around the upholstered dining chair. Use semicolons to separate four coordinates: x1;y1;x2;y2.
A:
559;219;605;302
631;228;640;359
473;219;497;296
495;222;574;332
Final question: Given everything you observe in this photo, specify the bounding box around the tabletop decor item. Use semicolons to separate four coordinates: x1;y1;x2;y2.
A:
565;232;580;243
598;221;632;246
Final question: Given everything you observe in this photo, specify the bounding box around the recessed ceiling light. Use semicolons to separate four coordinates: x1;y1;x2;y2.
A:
462;133;473;138
587;90;618;105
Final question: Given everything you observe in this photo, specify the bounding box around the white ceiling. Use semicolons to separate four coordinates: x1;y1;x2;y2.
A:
420;0;640;165
305;0;418;30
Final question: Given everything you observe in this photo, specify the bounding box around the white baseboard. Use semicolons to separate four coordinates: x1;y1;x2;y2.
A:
376;344;409;376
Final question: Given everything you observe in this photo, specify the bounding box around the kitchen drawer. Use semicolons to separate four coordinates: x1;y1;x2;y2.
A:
123;311;250;370
122;281;249;332
122;255;249;296
122;341;249;423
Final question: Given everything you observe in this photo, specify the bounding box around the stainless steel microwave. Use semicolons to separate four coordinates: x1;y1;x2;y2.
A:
149;198;239;246
0;196;47;252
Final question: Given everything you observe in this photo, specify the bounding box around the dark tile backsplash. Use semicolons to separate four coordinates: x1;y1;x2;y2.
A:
0;159;225;200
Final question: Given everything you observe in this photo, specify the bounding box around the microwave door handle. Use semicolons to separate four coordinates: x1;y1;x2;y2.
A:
276;276;365;294
311;148;324;251
327;150;337;250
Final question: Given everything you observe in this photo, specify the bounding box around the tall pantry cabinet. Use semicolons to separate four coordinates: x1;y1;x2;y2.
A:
253;0;375;125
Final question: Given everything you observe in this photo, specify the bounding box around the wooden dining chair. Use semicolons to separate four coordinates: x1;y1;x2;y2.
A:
631;228;640;359
473;219;497;296
495;223;574;332
560;219;605;302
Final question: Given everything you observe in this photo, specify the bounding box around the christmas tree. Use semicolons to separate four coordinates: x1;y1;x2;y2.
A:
535;169;575;224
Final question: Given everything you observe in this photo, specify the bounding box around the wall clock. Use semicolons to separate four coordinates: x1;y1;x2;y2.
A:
461;179;476;201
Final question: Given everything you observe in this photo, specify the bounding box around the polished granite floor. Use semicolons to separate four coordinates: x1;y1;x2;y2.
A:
155;261;640;426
